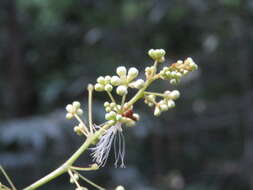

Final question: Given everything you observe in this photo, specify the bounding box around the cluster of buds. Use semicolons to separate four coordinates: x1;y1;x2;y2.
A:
64;48;198;189
94;66;145;96
144;90;180;116
148;49;166;62
66;101;83;120
104;102;139;127
159;57;198;85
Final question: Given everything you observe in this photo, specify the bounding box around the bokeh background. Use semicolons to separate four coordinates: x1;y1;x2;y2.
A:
0;0;253;189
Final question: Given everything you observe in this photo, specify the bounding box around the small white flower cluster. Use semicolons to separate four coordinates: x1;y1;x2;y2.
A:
148;49;166;62
104;102;139;127
159;57;198;85
94;66;144;96
65;101;83;120
73;123;85;136
144;90;180;116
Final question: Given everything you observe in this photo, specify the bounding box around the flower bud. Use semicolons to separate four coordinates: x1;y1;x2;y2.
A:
77;108;83;115
115;185;125;190
167;100;175;108
154;107;161;116
133;113;140;121
111;76;121;86
104;101;110;107
148;49;155;58
116;114;123;121
134;79;145;89
72;101;81;109
116;66;127;77
87;83;94;91
74;126;82;135
170;90;180;100
105;113;111;120
110;102;116;107
97;76;105;84
105;107;111;112
105;84;113;92
66;113;73;120
170;79;177;85
94;83;104;91
66;104;74;113
159;100;168;111
116;85;128;96
104;75;111;83
127;67;139;81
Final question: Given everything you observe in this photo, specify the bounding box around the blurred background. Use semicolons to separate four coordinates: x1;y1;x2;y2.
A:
0;0;253;189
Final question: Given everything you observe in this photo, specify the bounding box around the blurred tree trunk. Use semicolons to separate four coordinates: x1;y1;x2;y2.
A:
5;0;37;117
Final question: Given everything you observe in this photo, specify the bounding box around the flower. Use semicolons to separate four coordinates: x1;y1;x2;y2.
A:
90;123;126;168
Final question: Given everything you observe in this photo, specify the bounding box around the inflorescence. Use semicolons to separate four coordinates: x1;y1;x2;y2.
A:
64;48;198;190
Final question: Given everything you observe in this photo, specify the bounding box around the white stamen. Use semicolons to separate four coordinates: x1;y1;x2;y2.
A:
90;123;126;168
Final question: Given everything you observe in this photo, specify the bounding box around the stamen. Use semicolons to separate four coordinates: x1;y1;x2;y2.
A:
90;123;126;167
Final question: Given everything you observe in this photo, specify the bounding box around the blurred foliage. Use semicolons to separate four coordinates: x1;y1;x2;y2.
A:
0;0;253;189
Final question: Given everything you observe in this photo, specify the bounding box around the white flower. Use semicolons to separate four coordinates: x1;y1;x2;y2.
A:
90;123;126;168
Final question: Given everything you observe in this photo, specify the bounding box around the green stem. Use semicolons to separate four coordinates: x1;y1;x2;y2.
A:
23;122;113;190
144;91;165;97
0;166;16;190
23;63;159;190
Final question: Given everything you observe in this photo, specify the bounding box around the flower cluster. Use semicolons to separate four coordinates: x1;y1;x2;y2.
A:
148;49;166;62
159;57;198;85
94;66;145;96
144;90;180;116
104;102;139;127
66;101;83;120
64;48;198;190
